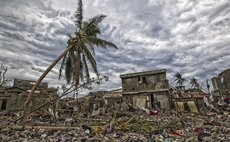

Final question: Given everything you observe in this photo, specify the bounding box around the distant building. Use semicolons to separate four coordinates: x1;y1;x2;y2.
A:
211;68;230;99
120;69;170;110
0;79;58;111
13;79;48;90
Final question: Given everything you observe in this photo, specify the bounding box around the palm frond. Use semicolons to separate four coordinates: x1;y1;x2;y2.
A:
82;54;90;83
90;14;106;25
58;53;67;79
87;36;118;49
65;53;72;83
86;43;95;55
82;21;100;36
74;50;81;86
82;43;99;77
67;33;73;39
59;42;75;80
189;77;200;89
81;36;95;55
79;60;84;83
173;72;186;86
174;72;182;80
70;49;77;83
84;15;106;32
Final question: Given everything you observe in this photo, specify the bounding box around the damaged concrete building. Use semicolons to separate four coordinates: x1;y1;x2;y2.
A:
0;79;58;111
172;90;207;113
81;91;106;114
120;69;170;110
103;88;123;109
211;68;230;101
72;89;123;116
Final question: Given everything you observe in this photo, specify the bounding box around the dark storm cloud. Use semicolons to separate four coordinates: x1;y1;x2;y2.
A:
0;0;72;87
0;0;230;91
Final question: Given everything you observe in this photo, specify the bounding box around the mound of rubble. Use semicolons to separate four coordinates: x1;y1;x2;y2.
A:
0;107;229;142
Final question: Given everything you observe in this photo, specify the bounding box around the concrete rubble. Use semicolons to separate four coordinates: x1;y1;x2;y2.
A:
0;68;229;141
0;104;229;142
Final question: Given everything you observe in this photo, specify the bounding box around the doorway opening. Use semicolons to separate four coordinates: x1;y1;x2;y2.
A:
0;99;7;110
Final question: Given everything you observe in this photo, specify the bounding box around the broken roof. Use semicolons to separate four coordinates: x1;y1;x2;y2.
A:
173;92;207;99
103;92;122;98
120;69;166;78
5;86;26;91
122;89;169;95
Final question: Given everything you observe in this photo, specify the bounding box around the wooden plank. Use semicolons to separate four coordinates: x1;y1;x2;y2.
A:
10;125;80;130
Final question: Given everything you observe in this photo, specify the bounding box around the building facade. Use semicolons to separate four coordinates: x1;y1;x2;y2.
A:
0;79;58;111
211;68;230;99
120;69;170;110
13;79;48;90
172;90;207;113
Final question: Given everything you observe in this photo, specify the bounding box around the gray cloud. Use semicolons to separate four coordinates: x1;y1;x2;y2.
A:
0;0;230;93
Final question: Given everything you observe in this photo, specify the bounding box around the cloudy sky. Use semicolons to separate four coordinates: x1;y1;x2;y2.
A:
0;0;230;93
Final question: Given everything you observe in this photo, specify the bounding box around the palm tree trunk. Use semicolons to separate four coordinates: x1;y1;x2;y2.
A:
22;45;73;122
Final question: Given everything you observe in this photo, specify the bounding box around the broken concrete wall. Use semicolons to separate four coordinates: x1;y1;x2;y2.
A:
121;70;168;93
5;93;58;112
132;95;147;108
0;79;58;112
156;93;170;110
103;90;122;108
211;68;230;98
174;100;198;113
13;79;48;91
123;93;170;110
105;98;122;109
83;97;105;114
0;88;58;112
6;94;26;111
173;98;204;113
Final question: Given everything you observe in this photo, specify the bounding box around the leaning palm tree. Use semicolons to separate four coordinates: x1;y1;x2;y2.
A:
173;72;186;87
22;0;117;121
58;14;117;85
189;77;200;90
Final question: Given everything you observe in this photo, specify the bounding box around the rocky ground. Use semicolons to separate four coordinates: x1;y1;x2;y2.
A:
0;106;229;142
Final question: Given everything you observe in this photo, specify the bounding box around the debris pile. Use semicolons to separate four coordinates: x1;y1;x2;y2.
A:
0;106;229;142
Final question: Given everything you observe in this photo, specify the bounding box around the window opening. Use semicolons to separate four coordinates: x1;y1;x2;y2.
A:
142;76;148;84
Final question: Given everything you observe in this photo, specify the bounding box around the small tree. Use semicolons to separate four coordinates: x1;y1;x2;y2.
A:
189;77;200;90
173;72;187;87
